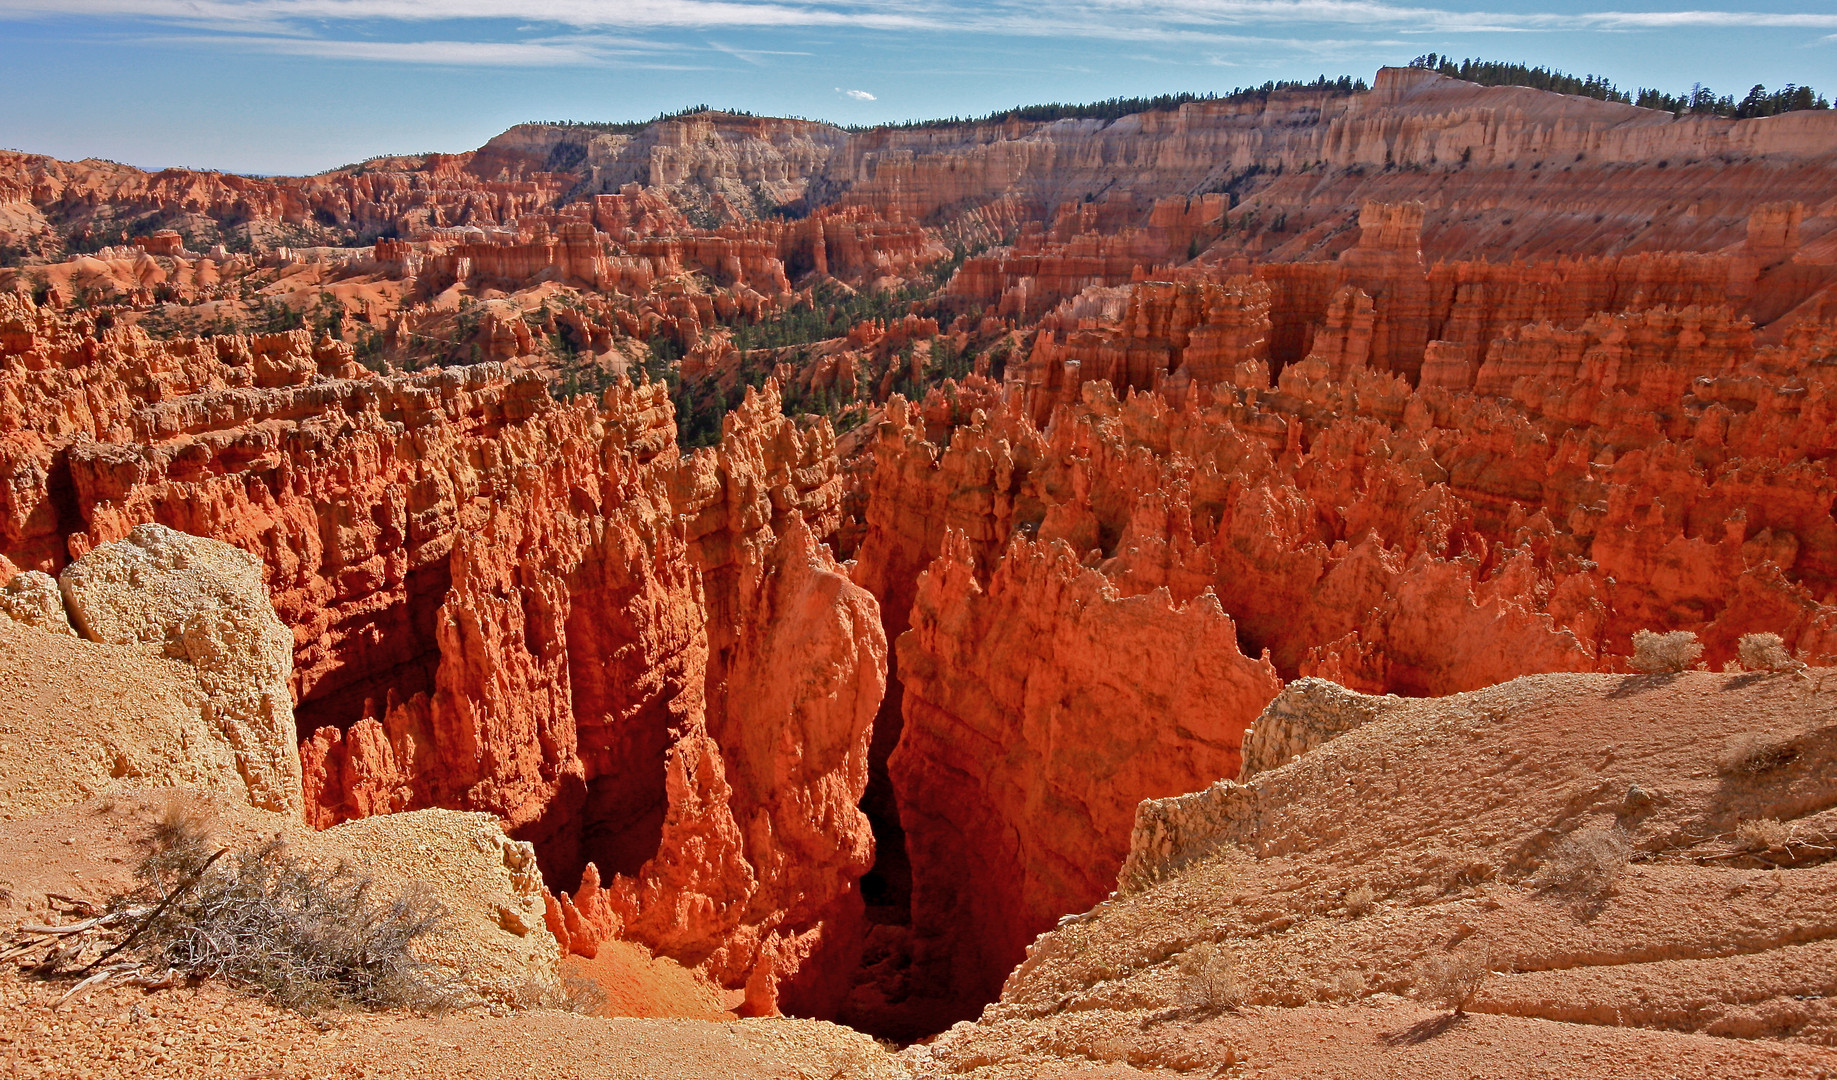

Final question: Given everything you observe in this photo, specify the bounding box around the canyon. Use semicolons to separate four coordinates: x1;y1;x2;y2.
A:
2;64;1837;1075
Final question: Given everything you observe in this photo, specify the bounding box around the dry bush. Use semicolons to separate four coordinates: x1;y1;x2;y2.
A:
1343;882;1376;916
1721;732;1798;776
558;966;608;1014
1332;969;1368;1001
1629;629;1703;674
1533;827;1631;895
1412;946;1490;1015
510;967;606;1015
1737;633;1805;674
1735;817;1791;852
1177;940;1244;1011
105;812;454;1015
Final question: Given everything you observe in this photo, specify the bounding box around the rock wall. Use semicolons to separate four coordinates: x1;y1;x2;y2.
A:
843;195;1837;1024
893;530;1279;1008
0;290;882;1017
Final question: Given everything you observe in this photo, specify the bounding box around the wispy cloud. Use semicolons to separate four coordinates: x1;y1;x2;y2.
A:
6;0;1837;64
839;87;876;99
9;0;1837;34
0;0;932;31
144;34;670;66
708;39;812;64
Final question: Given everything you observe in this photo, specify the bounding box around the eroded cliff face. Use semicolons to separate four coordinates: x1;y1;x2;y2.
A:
890;531;1279;1012
0;147;575;255
838;193;1837;1027
0;290;880;1016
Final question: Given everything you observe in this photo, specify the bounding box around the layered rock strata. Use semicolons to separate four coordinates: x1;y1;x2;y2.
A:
846;196;1837;1026
0;290;880;1015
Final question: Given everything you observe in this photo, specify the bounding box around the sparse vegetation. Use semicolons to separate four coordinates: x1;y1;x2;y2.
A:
1177;940;1245;1011
1408;54;1831;118
865;77;1367;132
1637;82;1832;118
1343;882;1376;916
1738;632;1805;674
30;797;457;1016
1409;54;1631;104
1332;969;1368;1001
508;966;608;1015
724;279;933;353
1735;817;1791;852
1412;946;1491;1016
1721;732;1798;776
520;105;720;136
1629;629;1703;674
1533;826;1630;896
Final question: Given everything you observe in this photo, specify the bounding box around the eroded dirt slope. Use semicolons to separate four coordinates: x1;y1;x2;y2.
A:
909;669;1837;1078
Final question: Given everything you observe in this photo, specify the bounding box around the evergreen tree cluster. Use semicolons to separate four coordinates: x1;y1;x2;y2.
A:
725;279;933;352
521;105;744;135
1409;55;1631;102
1408;54;1831;118
866;76;1367;132
1633;82;1831;118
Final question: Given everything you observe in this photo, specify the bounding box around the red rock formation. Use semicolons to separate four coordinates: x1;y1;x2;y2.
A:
1011;276;1271;420
8;70;1837;1042
133;230;186;257
839;198;1837;1023
0;290;883;1017
893;529;1279;1008
0;146;577;255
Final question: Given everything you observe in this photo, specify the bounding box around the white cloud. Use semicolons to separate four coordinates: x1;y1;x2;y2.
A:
181;35;618;65
842;87;876;100
5;0;1837;57
0;0;932;31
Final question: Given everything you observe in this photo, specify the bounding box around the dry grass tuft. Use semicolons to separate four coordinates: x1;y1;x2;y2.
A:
1332;969;1368;1001
141;791;216;882
1735;817;1791;852
1629;629;1703;674
1533;827;1631;896
1343;882;1376;916
1412;946;1491;1016
509;968;607;1015
1737;632;1805;674
1177;940;1244;1012
1721;732;1798;776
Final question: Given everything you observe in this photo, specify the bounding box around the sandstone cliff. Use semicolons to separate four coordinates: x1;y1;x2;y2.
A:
0;288;882;1015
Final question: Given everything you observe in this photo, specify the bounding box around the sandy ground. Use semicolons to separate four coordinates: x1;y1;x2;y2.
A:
0;966;899;1080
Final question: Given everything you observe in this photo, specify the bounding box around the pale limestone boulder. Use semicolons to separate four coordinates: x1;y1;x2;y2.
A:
0;571;75;635
59;524;302;816
311;809;561;1005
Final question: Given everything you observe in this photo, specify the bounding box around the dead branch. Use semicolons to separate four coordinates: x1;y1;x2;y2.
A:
79;848;227;975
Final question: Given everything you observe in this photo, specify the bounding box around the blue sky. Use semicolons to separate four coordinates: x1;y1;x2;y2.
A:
0;1;1833;175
